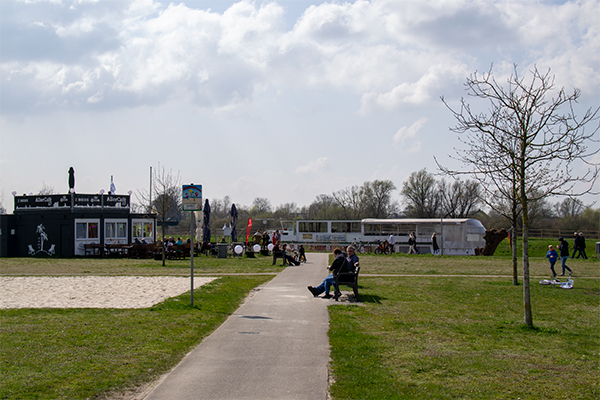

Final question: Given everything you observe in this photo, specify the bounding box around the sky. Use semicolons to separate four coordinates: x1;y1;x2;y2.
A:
1;0;599;214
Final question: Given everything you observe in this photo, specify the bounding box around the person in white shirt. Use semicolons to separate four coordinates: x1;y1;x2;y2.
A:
388;233;396;253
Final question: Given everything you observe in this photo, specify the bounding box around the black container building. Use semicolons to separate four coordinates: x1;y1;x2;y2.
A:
0;193;156;257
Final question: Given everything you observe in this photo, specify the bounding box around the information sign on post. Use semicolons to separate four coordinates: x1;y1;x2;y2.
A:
182;184;202;307
182;184;203;211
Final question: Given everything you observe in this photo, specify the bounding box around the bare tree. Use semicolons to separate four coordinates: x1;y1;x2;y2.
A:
136;166;182;266
273;202;299;220
332;185;364;219
0;192;6;214
554;197;585;218
251;197;272;214
361;180;398;218
38;182;55;195
439;178;482;218
440;64;599;327
401;169;441;218
303;194;343;219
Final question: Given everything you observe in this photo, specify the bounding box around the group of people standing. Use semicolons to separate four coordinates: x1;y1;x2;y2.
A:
388;232;440;255
252;229;281;249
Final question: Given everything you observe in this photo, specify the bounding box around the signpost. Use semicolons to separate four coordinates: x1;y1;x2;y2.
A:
182;184;202;307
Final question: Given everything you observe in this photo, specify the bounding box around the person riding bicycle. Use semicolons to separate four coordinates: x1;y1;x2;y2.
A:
376;240;390;254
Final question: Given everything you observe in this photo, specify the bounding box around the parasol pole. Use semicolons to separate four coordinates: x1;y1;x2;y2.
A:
190;211;195;307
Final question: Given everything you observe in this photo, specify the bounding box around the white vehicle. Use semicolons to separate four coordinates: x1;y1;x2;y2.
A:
278;218;486;256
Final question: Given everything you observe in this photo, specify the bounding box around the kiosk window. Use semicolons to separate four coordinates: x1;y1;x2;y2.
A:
76;222;99;239
133;221;154;239
88;223;98;238
106;222;127;239
144;223;153;237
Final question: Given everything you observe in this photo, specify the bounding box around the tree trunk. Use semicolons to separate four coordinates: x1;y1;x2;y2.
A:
511;226;518;286
162;223;166;267
520;168;533;327
512;174;519;285
522;222;532;327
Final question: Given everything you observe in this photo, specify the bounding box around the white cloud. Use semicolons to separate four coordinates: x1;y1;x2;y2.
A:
393;117;427;153
295;157;329;174
2;0;599;113
1;0;599;211
361;63;469;112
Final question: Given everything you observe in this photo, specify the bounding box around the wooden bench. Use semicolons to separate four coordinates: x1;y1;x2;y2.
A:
166;245;185;259
272;251;287;266
132;243;156;258
334;267;360;301
84;243;103;257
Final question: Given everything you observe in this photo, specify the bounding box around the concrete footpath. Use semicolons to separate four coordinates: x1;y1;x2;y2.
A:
144;253;332;400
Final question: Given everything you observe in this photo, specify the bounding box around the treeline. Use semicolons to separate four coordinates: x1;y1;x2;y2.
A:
125;166;597;237
190;169;598;235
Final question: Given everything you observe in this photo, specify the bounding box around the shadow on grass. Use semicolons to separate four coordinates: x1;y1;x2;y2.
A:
519;325;561;335
358;294;386;304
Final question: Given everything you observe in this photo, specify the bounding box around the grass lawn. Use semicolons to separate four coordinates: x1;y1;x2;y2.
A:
329;254;600;400
355;251;599;279
0;275;273;400
492;236;599;259
1;252;598;399
0;256;276;399
0;253;284;276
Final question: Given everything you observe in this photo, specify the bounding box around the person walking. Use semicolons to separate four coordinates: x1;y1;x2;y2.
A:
407;232;419;254
557;237;573;277
546;245;558;278
576;232;588;259
298;244;307;263
432;232;440;256
571;232;580;259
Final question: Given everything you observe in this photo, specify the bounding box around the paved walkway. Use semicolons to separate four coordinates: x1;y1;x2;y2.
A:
144;253;333;400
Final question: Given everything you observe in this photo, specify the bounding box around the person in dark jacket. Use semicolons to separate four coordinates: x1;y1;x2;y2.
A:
576;232;588;259
298;244;307;263
571;232;580;259
307;248;347;299
432;232;440;256
557;237;572;276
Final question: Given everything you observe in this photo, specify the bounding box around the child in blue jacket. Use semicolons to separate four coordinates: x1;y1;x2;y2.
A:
546;245;558;278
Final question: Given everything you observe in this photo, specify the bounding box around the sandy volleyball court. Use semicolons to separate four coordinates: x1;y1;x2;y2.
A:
0;276;217;309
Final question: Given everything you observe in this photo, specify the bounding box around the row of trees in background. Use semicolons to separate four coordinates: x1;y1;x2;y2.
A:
133;165;597;241
10;166;595;236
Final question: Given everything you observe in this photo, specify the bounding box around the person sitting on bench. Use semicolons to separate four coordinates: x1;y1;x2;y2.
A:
307;248;348;299
345;245;359;272
282;244;300;266
330;245;360;299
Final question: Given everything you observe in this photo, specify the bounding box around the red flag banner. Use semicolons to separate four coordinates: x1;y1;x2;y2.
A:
246;218;253;244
